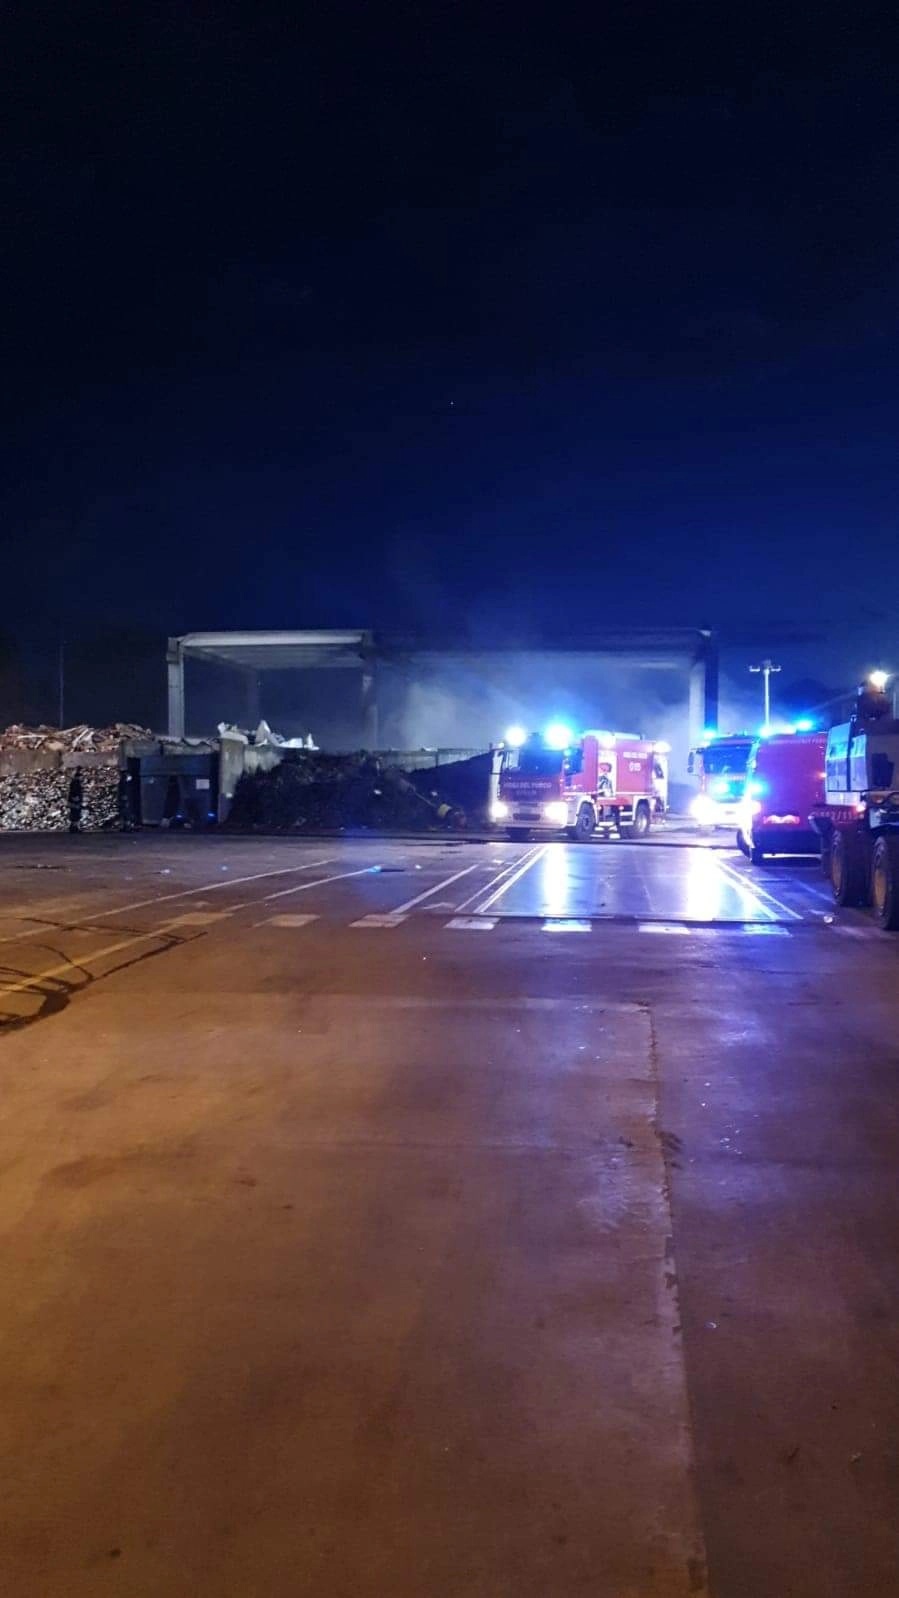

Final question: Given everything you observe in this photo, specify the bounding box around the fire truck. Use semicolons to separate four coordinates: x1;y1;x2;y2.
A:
687;733;754;829
492;729;668;841
810;675;899;930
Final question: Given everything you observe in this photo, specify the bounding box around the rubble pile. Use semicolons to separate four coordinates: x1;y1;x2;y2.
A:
0;766;120;832
405;751;494;823
0;722;150;754
0;722;147;832
226;750;487;833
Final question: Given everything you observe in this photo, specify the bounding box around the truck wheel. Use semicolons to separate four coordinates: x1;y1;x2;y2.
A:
831;828;867;906
631;801;651;838
736;830;750;857
571;805;594;842
870;835;899;929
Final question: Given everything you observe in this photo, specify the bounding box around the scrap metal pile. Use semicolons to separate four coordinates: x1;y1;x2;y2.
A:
0;723;150;832
0;767;120;832
226;750;493;833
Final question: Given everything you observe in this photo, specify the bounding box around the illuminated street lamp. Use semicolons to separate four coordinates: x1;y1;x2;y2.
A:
749;658;781;728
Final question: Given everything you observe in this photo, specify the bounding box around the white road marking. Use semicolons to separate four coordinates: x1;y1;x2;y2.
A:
351;913;406;928
361;995;644;1012
160;910;235;928
470;845;549;914
742;923;791;936
260;866;382;903
638;922;690;935
712;855;803;922
453;844;544;912
0;858;335;945
446;916;497;930
542;918;592;932
780;873;832;903
388;861;484;914
257;913;320;928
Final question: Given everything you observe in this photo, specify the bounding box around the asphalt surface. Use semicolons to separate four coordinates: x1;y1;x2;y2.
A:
1;830;897;1596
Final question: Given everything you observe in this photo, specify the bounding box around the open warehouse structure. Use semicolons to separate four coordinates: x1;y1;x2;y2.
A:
167;628;718;803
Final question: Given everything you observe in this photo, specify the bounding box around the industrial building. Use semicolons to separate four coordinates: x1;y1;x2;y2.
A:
167;628;718;808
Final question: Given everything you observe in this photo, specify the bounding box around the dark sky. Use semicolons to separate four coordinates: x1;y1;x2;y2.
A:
3;2;899;685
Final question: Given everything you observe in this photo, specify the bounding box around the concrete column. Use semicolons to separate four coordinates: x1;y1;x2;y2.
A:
688;658;707;749
166;640;185;738
689;634;718;746
702;635;718;733
361;668;379;750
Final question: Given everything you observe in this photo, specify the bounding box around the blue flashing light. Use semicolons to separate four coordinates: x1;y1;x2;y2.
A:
749;778;767;797
544;721;574;750
711;777;731;797
794;717;814;732
702;727;718;742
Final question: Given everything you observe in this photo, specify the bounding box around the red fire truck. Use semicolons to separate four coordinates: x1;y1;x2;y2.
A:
810;675;899;929
687;733;754;829
492;729;667;841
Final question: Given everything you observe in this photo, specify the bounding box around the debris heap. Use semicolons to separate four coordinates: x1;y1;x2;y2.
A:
0;767;120;832
0;723;150;832
226;749;493;833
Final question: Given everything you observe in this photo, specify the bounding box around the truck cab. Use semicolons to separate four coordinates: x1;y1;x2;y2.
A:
688;735;753;830
493;730;659;841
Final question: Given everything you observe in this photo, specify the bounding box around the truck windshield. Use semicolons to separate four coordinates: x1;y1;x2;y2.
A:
702;746;750;776
507;747;564;777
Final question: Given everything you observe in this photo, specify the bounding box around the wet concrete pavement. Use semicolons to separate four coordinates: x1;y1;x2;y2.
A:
0;832;897;1595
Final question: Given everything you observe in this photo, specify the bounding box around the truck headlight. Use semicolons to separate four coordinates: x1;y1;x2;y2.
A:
490;799;510;821
691;794;717;825
543;801;569;825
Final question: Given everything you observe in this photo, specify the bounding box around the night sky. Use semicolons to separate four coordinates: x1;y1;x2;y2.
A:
3;3;898;720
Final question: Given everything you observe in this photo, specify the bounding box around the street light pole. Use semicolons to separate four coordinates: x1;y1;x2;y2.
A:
749;659;781;727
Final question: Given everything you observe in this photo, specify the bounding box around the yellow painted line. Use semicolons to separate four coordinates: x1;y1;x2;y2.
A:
0;927;173;998
0;859;335;946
